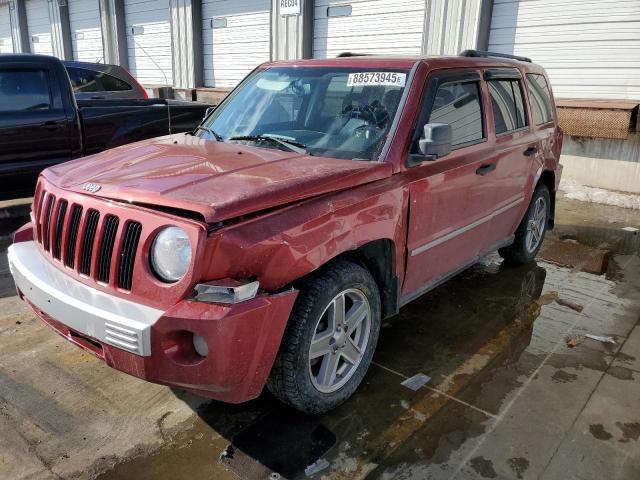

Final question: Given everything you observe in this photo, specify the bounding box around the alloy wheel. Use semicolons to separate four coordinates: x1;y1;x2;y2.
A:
308;288;372;393
526;196;547;253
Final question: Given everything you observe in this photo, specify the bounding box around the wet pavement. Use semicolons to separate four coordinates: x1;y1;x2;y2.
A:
1;196;639;480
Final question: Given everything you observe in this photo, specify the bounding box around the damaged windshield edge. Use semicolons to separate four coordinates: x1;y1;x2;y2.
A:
196;66;410;161
192;125;223;141
227;134;310;155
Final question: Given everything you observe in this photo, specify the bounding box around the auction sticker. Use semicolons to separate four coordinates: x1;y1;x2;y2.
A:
347;72;406;87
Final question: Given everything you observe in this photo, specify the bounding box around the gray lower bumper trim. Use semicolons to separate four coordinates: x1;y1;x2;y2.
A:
7;241;163;356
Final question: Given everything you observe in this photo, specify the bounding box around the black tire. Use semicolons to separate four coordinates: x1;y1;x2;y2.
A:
267;260;381;414
499;185;551;264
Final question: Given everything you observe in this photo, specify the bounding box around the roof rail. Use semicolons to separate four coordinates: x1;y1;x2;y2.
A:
336;52;371;58
459;49;532;63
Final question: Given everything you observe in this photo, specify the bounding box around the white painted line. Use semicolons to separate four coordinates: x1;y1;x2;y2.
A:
371;361;499;420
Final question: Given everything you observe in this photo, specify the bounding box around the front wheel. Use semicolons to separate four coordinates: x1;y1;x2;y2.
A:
499;185;551;264
267;261;381;413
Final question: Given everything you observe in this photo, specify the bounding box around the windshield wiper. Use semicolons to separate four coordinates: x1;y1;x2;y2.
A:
193;125;223;142
227;135;310;155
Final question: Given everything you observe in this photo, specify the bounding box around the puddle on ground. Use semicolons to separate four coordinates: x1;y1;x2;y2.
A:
96;224;640;480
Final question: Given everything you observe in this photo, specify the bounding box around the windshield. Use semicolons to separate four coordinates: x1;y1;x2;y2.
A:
197;66;409;161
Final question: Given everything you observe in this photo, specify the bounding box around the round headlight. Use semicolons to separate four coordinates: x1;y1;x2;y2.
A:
150;227;192;282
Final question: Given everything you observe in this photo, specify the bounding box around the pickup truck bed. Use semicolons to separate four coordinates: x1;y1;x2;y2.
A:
0;54;211;199
77;99;210;155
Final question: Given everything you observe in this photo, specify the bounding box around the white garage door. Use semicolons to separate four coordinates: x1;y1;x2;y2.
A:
26;0;54;56
202;0;271;88
489;0;640;100
313;0;425;58
125;0;173;85
68;0;104;62
0;4;13;54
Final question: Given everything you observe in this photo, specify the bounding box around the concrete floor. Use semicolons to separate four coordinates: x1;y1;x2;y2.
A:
1;196;639;480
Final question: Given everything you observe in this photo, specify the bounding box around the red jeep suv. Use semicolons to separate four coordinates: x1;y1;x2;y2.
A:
8;50;562;413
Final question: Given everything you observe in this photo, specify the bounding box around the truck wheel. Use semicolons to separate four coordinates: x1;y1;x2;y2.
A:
499;185;550;264
267;261;381;413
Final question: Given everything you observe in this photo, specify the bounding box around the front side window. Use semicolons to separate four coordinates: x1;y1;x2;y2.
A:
0;69;51;112
67;67;132;93
427;80;484;147
488;79;528;135
526;73;553;125
199;67;409;161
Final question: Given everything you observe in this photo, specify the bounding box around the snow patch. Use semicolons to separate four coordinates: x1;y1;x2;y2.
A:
560;178;640;210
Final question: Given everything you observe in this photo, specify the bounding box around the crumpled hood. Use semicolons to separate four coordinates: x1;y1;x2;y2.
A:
44;134;392;223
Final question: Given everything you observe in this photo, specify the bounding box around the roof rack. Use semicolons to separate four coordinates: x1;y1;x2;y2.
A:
459;49;532;63
336;52;372;58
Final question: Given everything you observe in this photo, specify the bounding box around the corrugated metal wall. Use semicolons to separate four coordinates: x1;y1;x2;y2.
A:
171;0;197;89
125;0;174;85
272;0;313;61
202;0;271;88
422;0;483;56
489;0;640;100
68;0;105;62
313;0;426;58
26;0;54;56
313;0;482;59
0;3;13;53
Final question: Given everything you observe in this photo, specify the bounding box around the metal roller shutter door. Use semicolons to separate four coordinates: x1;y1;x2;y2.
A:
125;0;173;85
202;0;271;88
0;4;13;54
26;0;54;56
313;0;425;58
489;0;640;100
68;0;105;62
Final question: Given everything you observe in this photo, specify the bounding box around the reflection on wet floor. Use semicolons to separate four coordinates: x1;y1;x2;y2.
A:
98;225;640;480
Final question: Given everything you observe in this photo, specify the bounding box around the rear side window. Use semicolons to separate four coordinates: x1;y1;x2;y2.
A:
428;81;484;147
0;69;51;112
488;79;528;135
526;74;553;125
67;67;132;93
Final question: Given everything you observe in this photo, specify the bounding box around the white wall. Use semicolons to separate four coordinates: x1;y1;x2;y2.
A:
26;0;54;56
489;0;640;100
69;0;105;62
313;0;426;58
202;0;271;88
0;3;13;54
422;0;483;56
561;134;640;194
125;0;173;85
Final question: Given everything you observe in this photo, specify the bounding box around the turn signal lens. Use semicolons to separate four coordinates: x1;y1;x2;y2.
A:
193;281;260;304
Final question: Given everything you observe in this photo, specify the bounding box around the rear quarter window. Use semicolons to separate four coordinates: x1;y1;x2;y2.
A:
487;79;528;135
0;69;51;111
526;74;553;125
67;67;133;93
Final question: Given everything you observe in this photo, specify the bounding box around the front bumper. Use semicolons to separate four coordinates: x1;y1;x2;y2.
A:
9;241;162;356
8;240;298;403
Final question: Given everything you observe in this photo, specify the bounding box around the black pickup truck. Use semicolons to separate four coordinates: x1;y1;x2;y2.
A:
0;54;212;200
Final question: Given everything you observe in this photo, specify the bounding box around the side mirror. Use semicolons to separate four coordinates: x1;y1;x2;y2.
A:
407;123;452;166
419;123;452;158
205;106;217;118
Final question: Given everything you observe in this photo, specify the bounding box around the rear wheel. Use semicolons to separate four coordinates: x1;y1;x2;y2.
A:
267;261;381;413
499;185;550;264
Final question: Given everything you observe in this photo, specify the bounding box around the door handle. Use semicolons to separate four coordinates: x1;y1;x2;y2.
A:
475;164;496;176
42;121;62;130
524;146;537;156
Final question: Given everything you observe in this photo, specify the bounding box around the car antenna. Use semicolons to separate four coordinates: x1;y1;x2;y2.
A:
132;37;173;134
